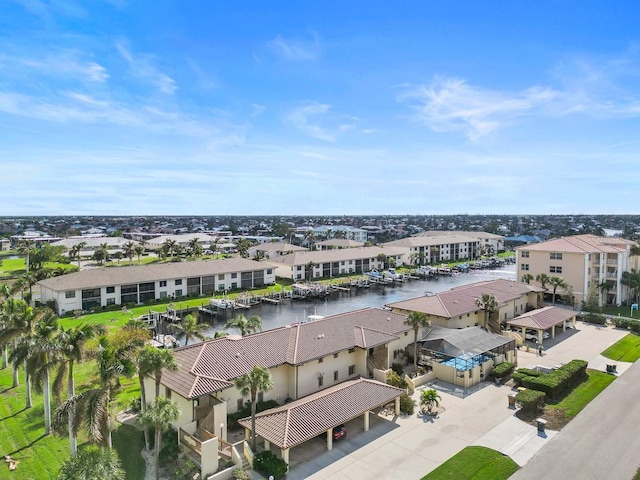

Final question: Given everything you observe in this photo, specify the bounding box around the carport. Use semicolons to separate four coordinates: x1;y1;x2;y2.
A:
237;378;403;465
506;306;577;344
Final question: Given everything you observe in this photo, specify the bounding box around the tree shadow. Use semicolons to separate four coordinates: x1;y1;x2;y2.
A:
5;433;47;457
0;407;27;422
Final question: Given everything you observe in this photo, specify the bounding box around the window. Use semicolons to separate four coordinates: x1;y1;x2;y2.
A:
550;266;563;273
296;266;302;271
237;399;244;411
106;286;115;294
521;264;529;271
333;353;339;359
165;388;172;400
106;298;115;305
159;291;167;299
318;376;324;387
65;290;76;299
159;281;167;288
257;392;264;403
231;273;237;278
218;274;225;280
348;365;355;376
318;357;324;364
175;289;182;296
334;371;339;381
521;251;529;258
267;269;272;275
348;348;355;354
175;279;182;286
550;252;563;260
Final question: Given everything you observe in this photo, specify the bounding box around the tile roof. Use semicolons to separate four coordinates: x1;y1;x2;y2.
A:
237;378;403;449
506;306;576;330
251;242;307;252
37;257;270;291
517;234;636;254
271;246;406;266
387;279;542;318
161;308;410;399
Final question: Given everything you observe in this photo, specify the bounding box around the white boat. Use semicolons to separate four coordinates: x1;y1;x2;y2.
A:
366;269;384;280
384;268;404;281
149;334;179;349
210;298;234;309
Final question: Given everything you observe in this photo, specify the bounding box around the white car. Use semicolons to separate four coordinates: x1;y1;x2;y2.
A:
524;330;550;342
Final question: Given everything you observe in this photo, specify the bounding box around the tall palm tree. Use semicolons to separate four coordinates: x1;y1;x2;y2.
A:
168;314;207;346
17;239;35;274
136;346;178;450
163;239;179;261
521;273;534;284
54;323;106;454
549;276;569;305
5;301;39;407
122;241;136;265
188;237;202;259
236;365;274;450
93;243;110;266
475;293;499;332
68;243;84;269
54;334;140;448
305;261;316;280
404;311;430;372
137;397;180;480
225;314;262;337
536;273;550;290
58;446;125;480
0;297;28;386
10;307;60;434
0;283;12;369
134;244;145;264
236;238;251;258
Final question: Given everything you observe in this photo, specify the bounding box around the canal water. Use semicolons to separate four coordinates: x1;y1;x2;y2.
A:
204;265;516;336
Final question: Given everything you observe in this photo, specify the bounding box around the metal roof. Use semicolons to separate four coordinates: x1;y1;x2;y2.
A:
420;325;513;358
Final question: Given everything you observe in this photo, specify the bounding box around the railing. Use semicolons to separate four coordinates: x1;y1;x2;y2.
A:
243;441;255;469
180;428;202;458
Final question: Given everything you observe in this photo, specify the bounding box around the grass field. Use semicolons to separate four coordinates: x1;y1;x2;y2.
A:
602;333;640;362
0;361;144;479
421;446;519;479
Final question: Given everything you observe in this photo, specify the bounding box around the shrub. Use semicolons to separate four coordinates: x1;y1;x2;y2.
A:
129;396;141;413
516;389;546;414
174;459;199;480
511;372;528;387
159;427;179;468
490;362;514;379
612;318;631;329
386;370;408;390
516;368;545;378
399;393;415;415
233;468;251;480
391;362;405;376
630;321;640;334
253;451;288;480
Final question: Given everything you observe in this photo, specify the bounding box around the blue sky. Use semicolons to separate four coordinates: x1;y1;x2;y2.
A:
2;1;640;216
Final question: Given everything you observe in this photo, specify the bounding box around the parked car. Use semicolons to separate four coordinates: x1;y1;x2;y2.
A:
332;424;347;441
524;330;550;342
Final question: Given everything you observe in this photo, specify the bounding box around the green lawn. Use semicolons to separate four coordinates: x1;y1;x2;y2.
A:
422;446;518;480
0;363;144;479
602;333;640;362
547;369;616;419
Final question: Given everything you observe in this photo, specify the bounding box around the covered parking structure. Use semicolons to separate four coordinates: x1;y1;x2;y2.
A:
506;306;577;344
237;378;403;465
418;326;517;388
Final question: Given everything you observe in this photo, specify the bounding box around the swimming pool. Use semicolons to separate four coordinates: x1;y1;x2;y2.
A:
441;353;492;371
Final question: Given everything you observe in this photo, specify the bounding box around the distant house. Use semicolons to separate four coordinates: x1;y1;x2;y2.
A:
38;258;275;314
315;239;364;250
247;242;307;260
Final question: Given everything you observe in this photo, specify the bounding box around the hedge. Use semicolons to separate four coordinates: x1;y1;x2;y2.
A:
491;362;515;379
515;389;546;414
520;360;587;400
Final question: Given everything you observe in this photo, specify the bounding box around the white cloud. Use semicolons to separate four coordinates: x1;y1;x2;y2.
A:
1;51;109;83
398;76;558;140
267;34;321;61
285;102;356;141
116;43;177;94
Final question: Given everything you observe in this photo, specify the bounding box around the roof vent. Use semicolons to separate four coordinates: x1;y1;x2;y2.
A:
235;352;241;358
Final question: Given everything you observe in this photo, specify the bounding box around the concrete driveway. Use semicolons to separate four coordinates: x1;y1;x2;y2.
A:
285;322;631;480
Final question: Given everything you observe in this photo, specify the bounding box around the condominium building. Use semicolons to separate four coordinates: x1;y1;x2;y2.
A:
515;234;640;306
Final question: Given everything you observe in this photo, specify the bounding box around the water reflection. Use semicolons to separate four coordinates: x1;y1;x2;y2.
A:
205;265;516;337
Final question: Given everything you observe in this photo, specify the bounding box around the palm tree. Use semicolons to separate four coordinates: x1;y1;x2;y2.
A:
134;244;145;264
11;307;60;434
236;365;274;450
305;261;316;280
113;251;123;264
521;273;534;284
163;239;179;261
0;297;28;386
54;334;140;448
137;397;180;480
0;283;12;369
236;238;251;258
188;237;202;259
92;243;110;266
404;311;430;373
598;280;615;306
419;389;441;415
475;293;499;332
377;253;388;269
168;314;207;346
54;323;106;454
136;346;178;450
122;241;136;265
69;242;86;269
622;270;640;304
17;239;35;274
5;301;39;407
548;276;568;304
536;273;550;290
58;446;125;480
225;314;262;337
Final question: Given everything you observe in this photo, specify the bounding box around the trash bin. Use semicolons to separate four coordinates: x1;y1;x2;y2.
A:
536;417;547;433
508;393;517;408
